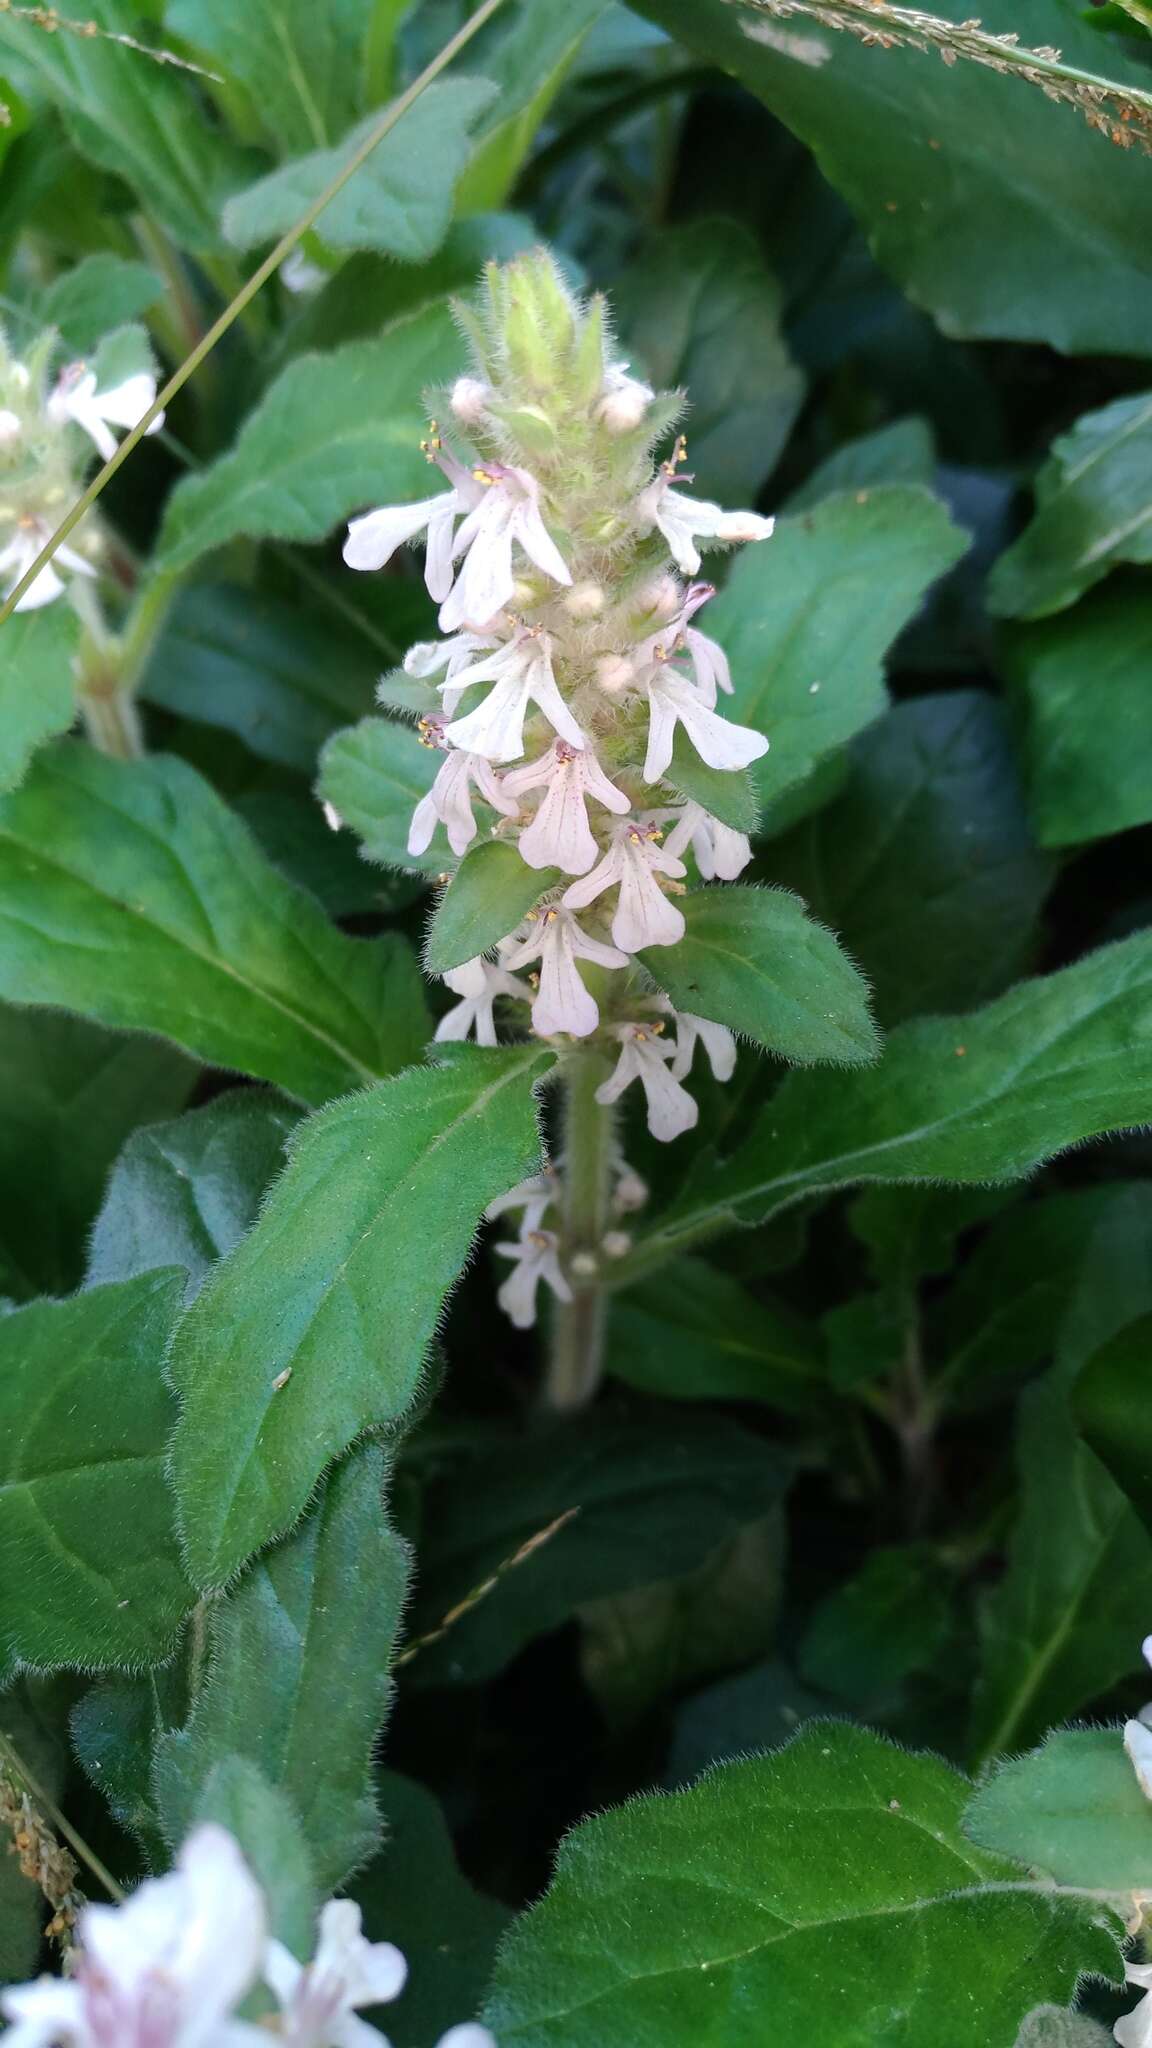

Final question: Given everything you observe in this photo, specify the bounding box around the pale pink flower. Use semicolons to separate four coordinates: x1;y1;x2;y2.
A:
485;1169;557;1234
595;1024;698;1142
685;624;732;699
265;1899;405;2048
563;822;686;951
637;473;774;576
434;956;531;1047
665;800;752;880
344;450;481;602
48;361;163;462
0;1824;267;2048
669;1009;738;1083
450;376;491;425
502;907;627;1039
439;461;571;632
612;1155;649;1214
502;739;630;874
642;659;767;783
0;515;95;611
495;1226;572;1328
402;629;501;716
407;745;518;859
443;634;582;764
1116;1965;1152;2048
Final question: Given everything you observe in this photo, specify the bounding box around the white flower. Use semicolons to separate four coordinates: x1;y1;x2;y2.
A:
485;1168;556;1234
502;907;627;1039
495;1226;572;1329
435;2032;497;2048
265;1898;405;2048
642;658;767;783
684;624;732;700
281;249;327;295
563;822;686;951
664;800;752;880
434;955;530;1047
502;739;630;874
345;478;472;603
401;630;501;716
637;472;775;576
407;746;518;859
0;515;96;611
595;1024;699;1142
443;633;582;764
669;1009;737;1083
596;361;654;435
1125;1719;1152;1802
1116;1964;1152;2048
439;462;571;633
0;1824;268;2048
48;361;163;464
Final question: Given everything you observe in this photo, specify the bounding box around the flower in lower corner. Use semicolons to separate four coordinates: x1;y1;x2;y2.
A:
407;743;519;859
265;1899;405;2048
47;360;164;464
502;907;627;1039
442;634;583;764
636;469;775;577
0;1823;268;2048
433;956;531;1047
502;739;631;875
495;1225;572;1328
1116;1964;1152;2048
596;1023;698;1142
562;821;687;951
0;514;96;612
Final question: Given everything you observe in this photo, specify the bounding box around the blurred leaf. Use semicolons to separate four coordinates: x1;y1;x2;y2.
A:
87;1090;297;1302
850;1184;1011;1295
966;1729;1152;1893
36;252;162;353
484;1722;1123;2045
710;486;968;822
455;0;607;211
786;418;936;512
193;1754;317;1957
0;1273;193;1671
1076;1315;1152;1539
0;744;427;1106
0;1007;191;1300
168;1047;551;1587
629;0;1152;357
0;605;78;794
769;692;1051;1024
157;306;465;575
425;841;561;976
408;1413;790;1685
156;1444;408;1894
607;1257;822;1409
990;396;1152;620
143;582;381;773
223;80;497;259
278;212;534;361
615;219;804;502
167;0;375;154
239;788;418;917
799;1546;951;1705
71;1670;178;1867
667;1657;829;1786
1002;585;1152;847
640;886;881;1066
1015;2013;1114;2048
318;716;440;874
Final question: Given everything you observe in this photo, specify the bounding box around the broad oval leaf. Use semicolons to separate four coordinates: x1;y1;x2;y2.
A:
1075;1315;1152;1540
640;886;880;1067
989;396;1152;621
168;1046;552;1588
0;744;427;1105
167;0;375;155
425;841;561;976
0;606;78;795
965;1729;1152;1894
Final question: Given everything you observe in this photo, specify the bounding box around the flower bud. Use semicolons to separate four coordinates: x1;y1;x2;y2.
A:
613;1170;649;1214
450;376;492;425
0;408;22;450
601;1231;632;1259
596;653;634;697
596;364;654;435
638;571;682;622
563;580;605;619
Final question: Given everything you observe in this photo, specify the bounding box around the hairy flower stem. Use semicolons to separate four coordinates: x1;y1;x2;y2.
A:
546;1052;615;1413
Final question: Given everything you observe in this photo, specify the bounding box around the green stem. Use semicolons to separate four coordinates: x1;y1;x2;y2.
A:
546;1050;614;1414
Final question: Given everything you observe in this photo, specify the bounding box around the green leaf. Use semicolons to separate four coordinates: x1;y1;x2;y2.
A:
0;1273;194;1671
455;0;607;211
633;929;1152;1268
36;252;162;354
318;716;440;874
88;1090;297;1302
483;1722;1123;2046
425;841;561;976
358;1773;511;2048
640;886;881;1067
407;1413;790;1686
770;692;1051;1025
0;744;428;1106
627;0;1152;357
709;486;968;821
193;1754;318;1958
1076;1316;1152;1538
786;418;936;513
143;582;380;774
615;219;804;503
157;306;465;576
606;1257;823;1409
168;1046;551;1588
223;80;497;260
990;397;1152;620
666;730;759;834
0;604;78;794
799;1546;951;1706
0;1007;191;1300
969;1383;1152;1767
0;0;251;252
278;213;535;362
850;1184;1011;1297
71;1671;178;1868
167;0;374;153
240;788;417;919
156;1443;408;1894
1002;585;1152;847
966;1729;1152;1894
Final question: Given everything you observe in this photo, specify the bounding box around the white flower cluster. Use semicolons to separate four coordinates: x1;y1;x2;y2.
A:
1;1823;495;2048
1115;1636;1152;2046
0;328;162;612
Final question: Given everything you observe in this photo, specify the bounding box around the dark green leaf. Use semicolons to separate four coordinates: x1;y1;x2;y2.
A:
0;604;78;794
318;716;440;873
87;1091;297;1302
640;886;880;1066
425;841;561;976
71;1671;178;1868
666;1658;830;1788
786;419;936;513
607;1257;822;1409
0;1273;194;1671
37;252;162;353
168;1047;551;1587
990;397;1152;620
966;1729;1152;1893
167;0;374;153
799;1547;951;1705
239;789;417;918
0;744;428;1106
1076;1316;1152;1539
483;1722;1123;2046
